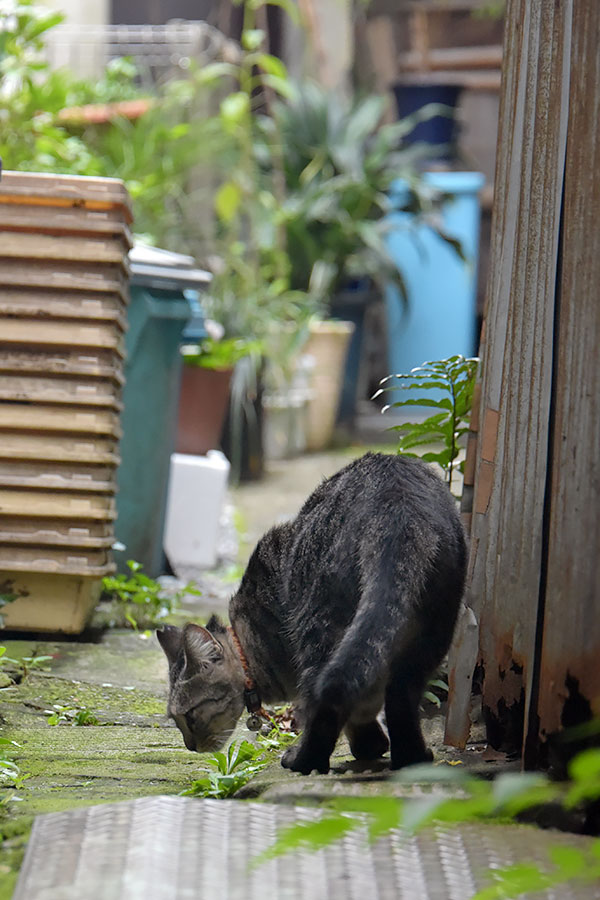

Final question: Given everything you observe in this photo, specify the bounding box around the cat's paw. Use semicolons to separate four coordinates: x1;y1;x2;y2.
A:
346;720;390;761
281;744;330;775
390;746;434;770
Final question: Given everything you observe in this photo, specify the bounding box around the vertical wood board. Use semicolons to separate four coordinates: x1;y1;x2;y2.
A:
532;3;600;742
446;0;573;747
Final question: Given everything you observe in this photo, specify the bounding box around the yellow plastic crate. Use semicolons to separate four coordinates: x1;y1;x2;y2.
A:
0;571;104;633
0;347;124;383
0;319;125;355
1;288;127;323
0;490;116;520
0;432;119;465
0;545;114;575
0;517;113;548
0;403;122;436
0;373;123;409
0;460;116;493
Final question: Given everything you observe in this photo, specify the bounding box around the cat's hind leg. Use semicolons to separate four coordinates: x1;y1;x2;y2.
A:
344;691;389;760
385;667;432;769
345;718;389;761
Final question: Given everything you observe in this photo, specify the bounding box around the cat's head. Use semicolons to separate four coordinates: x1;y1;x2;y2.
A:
157;618;245;752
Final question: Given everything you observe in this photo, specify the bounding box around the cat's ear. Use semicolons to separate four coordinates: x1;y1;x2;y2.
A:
205;614;227;635
183;622;224;671
156;625;183;664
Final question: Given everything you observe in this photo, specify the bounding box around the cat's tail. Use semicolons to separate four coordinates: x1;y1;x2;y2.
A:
314;525;458;713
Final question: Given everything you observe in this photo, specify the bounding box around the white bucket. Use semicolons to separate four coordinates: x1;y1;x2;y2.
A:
163;450;230;571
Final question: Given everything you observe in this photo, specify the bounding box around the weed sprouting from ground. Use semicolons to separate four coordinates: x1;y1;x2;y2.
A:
0;646;52;684
0;739;28;795
181;740;270;800
45;705;100;727
182;708;299;799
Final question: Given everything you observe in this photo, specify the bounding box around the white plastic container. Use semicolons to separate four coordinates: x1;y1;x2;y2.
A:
163;450;230;571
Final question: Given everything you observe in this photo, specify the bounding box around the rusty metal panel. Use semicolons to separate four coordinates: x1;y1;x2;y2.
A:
530;3;600;750
445;0;572;749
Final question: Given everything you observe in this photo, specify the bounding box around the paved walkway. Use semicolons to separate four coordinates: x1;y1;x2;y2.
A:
0;444;480;899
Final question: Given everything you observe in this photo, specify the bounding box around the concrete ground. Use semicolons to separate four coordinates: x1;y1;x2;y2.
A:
0;432;480;898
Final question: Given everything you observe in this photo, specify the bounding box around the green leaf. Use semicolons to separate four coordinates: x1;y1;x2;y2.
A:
195;62;238;85
256;53;288;80
242;29;265;51
435;228;466;262
25;11;65;40
397;420;448;440
398;433;443;452
423;690;441;707
260;74;297;100
209;751;229;774
421;450;453;467
491;772;551;811
399;795;449;831
384;380;451;393
568;747;600;782
471;863;553;900
548;845;588;878
334;797;401;842
253;814;356;866
389;397;453;411
215;181;242;223
220;92;250;128
230;740;262;771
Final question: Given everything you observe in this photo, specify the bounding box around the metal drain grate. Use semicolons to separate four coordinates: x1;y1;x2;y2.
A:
12;796;600;900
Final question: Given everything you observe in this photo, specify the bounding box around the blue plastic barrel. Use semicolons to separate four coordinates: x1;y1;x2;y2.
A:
384;171;485;395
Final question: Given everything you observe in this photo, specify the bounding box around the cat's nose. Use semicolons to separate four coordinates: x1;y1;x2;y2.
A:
182;732;198;752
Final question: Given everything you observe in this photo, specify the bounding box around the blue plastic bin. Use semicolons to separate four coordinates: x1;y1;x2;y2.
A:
384;171;485;395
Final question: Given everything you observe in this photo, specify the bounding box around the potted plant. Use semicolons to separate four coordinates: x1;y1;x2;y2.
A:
179;0;321;477
268;82;445;431
177;333;257;457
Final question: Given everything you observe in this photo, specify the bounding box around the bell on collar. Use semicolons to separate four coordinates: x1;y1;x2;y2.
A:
246;713;262;731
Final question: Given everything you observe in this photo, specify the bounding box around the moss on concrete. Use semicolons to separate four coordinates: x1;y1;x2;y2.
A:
1;673;165;728
0;816;31;900
0;627;217;890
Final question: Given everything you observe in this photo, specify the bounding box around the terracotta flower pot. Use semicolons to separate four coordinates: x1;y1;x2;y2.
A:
303;320;355;451
176;364;233;456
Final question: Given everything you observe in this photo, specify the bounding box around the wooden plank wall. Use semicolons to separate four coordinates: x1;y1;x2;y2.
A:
445;0;573;753
526;3;600;764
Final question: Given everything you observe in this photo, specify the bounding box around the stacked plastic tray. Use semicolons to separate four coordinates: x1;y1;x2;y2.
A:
0;172;132;633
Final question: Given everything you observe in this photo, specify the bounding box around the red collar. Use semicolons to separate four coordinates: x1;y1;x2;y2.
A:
227;626;262;714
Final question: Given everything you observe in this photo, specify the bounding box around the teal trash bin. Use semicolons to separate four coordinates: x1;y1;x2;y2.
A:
114;245;211;576
384;171;485;396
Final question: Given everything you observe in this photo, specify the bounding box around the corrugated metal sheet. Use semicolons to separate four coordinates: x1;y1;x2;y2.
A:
13;796;600;900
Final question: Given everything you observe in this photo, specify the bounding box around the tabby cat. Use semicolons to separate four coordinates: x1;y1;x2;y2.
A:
158;452;466;774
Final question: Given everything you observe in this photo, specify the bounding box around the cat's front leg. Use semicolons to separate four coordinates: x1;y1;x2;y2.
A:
281;706;339;775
